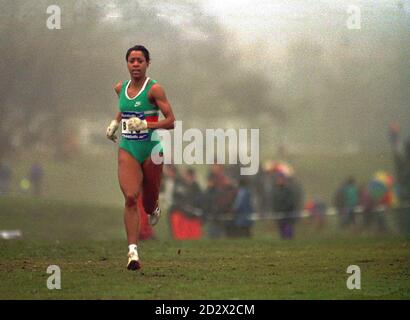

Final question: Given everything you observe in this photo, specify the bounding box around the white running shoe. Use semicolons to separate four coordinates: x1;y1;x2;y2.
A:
149;206;161;226
127;249;141;270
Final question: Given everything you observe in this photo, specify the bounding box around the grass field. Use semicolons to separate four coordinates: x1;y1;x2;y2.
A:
1;149;407;299
1;197;409;300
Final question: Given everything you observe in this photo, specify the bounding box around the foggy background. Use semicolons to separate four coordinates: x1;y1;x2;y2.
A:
2;2;410;300
1;0;409;205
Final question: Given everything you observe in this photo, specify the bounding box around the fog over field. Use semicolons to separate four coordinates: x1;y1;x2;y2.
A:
1;0;409;158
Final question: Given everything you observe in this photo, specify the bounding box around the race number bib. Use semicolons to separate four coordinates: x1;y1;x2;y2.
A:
121;111;149;141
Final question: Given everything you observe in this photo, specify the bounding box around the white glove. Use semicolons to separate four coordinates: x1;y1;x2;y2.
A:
127;117;148;131
106;119;119;143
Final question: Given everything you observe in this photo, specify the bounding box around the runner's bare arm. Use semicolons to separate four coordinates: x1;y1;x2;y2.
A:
113;82;122;122
148;84;175;130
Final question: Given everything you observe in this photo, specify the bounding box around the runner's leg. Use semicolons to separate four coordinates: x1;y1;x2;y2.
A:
118;148;143;245
141;155;163;215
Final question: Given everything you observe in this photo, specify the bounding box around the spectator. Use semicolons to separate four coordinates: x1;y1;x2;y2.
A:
289;176;304;214
305;198;327;231
389;123;410;204
169;168;203;240
360;182;388;233
227;177;254;238
249;164;265;214
173;168;203;217
213;165;237;237
0;161;12;195
202;165;237;238
389;123;410;235
29;163;44;197
333;177;359;228
259;160;276;215
272;172;299;240
200;173;221;238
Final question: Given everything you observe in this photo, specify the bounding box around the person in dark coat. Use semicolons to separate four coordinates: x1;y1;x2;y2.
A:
227;178;254;238
272;172;299;240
